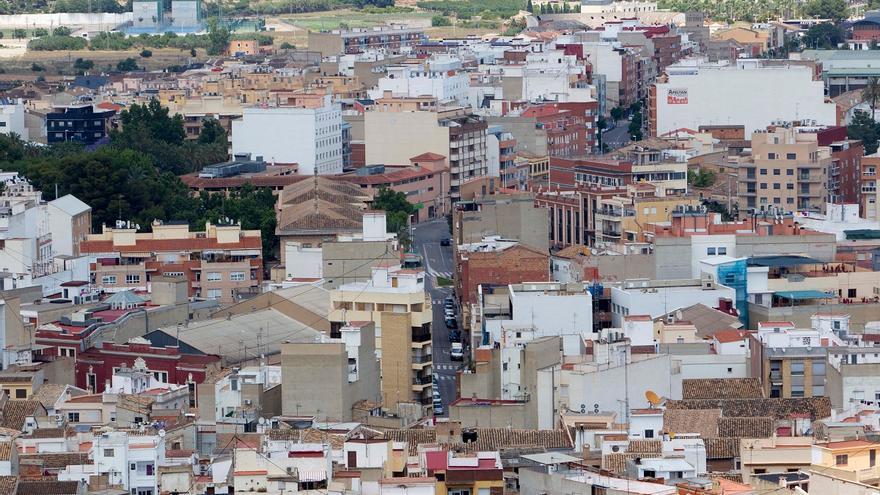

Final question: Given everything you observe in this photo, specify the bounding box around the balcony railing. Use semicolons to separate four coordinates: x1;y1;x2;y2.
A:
413;375;432;385
412;353;432;364
412;329;431;343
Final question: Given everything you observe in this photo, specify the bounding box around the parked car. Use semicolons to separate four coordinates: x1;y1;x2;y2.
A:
440;238;451;246
445;318;458;329
449;329;460;341
450;342;464;361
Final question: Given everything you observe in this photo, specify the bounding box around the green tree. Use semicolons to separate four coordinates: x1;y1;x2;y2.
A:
688;169;716;188
610;106;624;121
197;118;226;145
865;77;880;120
628;109;643;141
73;58;94;71
526;0;533;11
431;14;452;26
12;29;26;39
539;3;546;13
372;188;415;249
206;18;230;56
849;110;880;154
32;28;48;37
803;0;847;21
803;23;845;48
116;57;140;71
140;49;152;57
279;41;294;49
53;26;71;36
562;1;570;12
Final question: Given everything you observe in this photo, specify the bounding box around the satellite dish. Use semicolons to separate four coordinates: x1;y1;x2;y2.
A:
645;390;663;407
258;417;266;425
158;429;166;438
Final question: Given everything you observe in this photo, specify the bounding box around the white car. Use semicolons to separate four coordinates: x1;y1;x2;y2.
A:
450;342;463;361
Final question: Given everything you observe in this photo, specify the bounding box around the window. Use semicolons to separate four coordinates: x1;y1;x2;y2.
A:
760;183;768;189
773;183;781;190
760;168;768;175
151;371;168;383
707;247;716;255
836;454;849;466
644;429;654;438
787;169;794;176
787;183;794;190
230;272;245;281
207;289;222;300
14;389;26;399
754;469;767;474
717;247;727;255
871;449;876;467
849;288;857;298
812;361;825;376
125;274;140;284
768;153;777;159
791;361;805;376
206;272;222;281
101;275;117;284
67;412;80;422
812;385;825;396
103;449;114;457
773;169;781;175
787;153;797;160
58;347;76;358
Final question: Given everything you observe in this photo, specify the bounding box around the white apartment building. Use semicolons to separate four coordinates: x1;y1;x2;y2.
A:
231;95;343;175
90;431;166;494
651;60;837;136
0;98;28;140
610;278;736;326
369;64;469;105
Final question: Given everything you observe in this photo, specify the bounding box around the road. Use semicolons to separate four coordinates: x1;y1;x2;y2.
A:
603;119;632;149
412;218;460;416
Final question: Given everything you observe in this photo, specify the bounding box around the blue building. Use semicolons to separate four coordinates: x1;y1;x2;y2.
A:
46;105;115;145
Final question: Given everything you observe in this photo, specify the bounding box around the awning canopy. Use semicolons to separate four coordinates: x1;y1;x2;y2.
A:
774;290;835;300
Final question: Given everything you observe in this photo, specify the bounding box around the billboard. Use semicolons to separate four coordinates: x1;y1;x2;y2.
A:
667;88;688;105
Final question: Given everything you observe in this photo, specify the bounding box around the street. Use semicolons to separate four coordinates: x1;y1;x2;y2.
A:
412;218;460;416
603;119;632;149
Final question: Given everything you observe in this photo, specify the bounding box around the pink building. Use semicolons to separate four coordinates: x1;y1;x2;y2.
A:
340;153;450;222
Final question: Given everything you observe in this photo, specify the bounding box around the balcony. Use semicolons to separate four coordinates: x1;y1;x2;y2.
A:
412;353;432;368
601;229;622;238
412;327;431;344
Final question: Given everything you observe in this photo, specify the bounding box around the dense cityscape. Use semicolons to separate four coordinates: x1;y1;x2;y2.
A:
0;0;879;493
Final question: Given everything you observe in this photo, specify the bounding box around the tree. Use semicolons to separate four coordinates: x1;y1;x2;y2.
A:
280;41;294;49
804;0;847;21
597;116;607;150
53;26;71;36
197;118;226;145
206;18;230;56
562;1;570;12
688;169;716;188
539;3;546;13
849;110;880;154
431;14;451;26
610;106;624;121
527;0;533;11
32;28;48;37
73;57;94;71
628;108;643;141
372;188;415;249
865;77;880;120
190;47;197;57
803;23;845;48
12;29;26;39
140;49;152;57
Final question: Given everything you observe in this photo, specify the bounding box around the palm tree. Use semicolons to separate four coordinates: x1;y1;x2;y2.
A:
864;77;880;120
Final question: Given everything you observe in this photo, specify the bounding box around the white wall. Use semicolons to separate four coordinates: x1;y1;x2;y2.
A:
611;285;736;326
654;63;837;136
0;12;132;28
673;353;749;379
0;100;27;141
231;100;343;175
690;235;736;278
283;242;322;279
566;354;682;418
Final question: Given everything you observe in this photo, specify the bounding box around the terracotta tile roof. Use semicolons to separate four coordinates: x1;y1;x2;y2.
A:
19;452;90;469
713;329;752;344
682;379;764;400
1;400;46;431
266;428;346;450
602;452;642;473
717;417;774;438
383;428;436;455
343;166;436;186
663;408;721;438
553;244;591;259
410;152;446;161
166;449;196;458
15;480;82;495
626;439;661;454
704;438;741;459
30;384;70;410
0;441;10;461
666;397;831;421
276;177;371;234
0;477;16;494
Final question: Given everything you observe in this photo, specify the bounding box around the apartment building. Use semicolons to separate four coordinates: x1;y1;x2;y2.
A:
341;153;450;222
738;128;831;213
453;193;549;252
231;93;343;175
861;155;880;220
328;264;432;412
46;105;115;145
80;220;263;304
595;192;699;251
280;321;380;422
0;98;28;140
364;99;488;200
308;25;426;57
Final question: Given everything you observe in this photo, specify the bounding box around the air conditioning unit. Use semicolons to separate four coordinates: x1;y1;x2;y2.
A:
243;399;252;406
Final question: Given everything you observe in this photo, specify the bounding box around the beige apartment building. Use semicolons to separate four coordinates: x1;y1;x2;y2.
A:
364;95;488;200
328;264;432;412
80;220;263;304
738;128;830;213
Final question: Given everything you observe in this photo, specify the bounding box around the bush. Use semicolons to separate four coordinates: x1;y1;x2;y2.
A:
116;57;140;72
31;63;44;72
140;49;152;57
53;26;71;36
431;14;451;26
12;29;26;39
28;35;88;51
279;41;294;49
73;58;94;70
32;28;48;37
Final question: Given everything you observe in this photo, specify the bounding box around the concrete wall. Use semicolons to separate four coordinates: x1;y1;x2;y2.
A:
364;112;448;166
380;312;415;411
449;401;534;428
826;362;880;410
457;196;550;253
322;240;399;289
486;116;548;156
0;13;132;28
673;353;749;379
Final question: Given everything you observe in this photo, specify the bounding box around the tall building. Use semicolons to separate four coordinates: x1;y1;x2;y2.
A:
737;128;831;213
0;98;28;140
46;105;115;145
231;94;343;175
328;264;432;413
364;99;488;201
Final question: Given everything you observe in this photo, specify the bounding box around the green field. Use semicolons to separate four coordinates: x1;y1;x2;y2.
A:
279;9;433;31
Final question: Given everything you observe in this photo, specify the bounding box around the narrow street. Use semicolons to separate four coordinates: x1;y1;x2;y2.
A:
412;218;460;415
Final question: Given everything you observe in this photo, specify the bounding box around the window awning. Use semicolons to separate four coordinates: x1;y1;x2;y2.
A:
773;290;835;300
